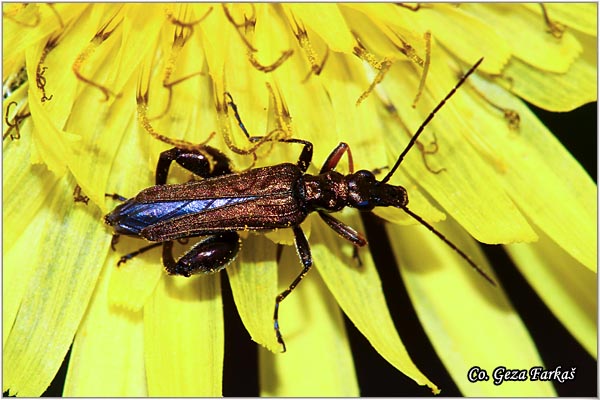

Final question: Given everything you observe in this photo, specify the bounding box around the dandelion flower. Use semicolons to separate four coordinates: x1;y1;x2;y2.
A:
3;3;596;397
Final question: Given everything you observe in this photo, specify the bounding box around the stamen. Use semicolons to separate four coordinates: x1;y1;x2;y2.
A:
248;50;294;73
388;28;425;67
3;101;31;141
353;29;430;107
382;99;445;174
149;9;210;120
411;31;431;108
291;17;329;80
73;185;90;205
219;86;291;162
36;34;62;103
352;34;394;105
165;5;212;36
223;5;293;74
540;4;565;39
136;80;215;151
222;3;258;52
3;4;40;27
46;4;65;29
395;3;422;12
382;58;483;183
72;10;124;101
468;82;520;130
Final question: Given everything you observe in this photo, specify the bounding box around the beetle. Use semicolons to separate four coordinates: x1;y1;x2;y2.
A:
105;57;492;352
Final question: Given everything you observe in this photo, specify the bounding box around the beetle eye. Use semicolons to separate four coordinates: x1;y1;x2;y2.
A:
355;170;375;182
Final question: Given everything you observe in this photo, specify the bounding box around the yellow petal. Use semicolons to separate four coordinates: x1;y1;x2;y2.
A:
463;4;582;73
3;112;59;253
64;261;147;396
468;75;596;271
3;175;108;396
416;4;511;74
522;3;597;37
198;7;231;86
144;274;223;396
3;4;88;71
258;244;359;396
343;3;428;55
66;78;139;209
227;234;280;352
3;189;52;347
272;76;337;166
500;32;597;111
318;51;448;226
254;4;295;65
27;4;105;127
506;230;597;357
283;4;356;54
110;5;163;93
313;210;439;394
26;64;80;176
388;220;555;396
107;249;162;312
102;80;164;310
319;52;387;166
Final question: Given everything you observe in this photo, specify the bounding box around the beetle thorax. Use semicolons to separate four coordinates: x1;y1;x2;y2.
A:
303;171;349;212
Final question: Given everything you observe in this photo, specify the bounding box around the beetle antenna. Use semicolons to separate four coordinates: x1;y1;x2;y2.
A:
381;57;483;184
402;205;496;285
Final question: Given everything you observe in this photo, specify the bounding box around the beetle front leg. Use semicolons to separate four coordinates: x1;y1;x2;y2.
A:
274;226;313;352
162;232;240;277
318;211;366;267
225;92;315;173
317;211;367;247
320;142;354;174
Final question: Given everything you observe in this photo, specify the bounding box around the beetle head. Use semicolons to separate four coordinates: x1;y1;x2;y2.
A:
347;170;408;210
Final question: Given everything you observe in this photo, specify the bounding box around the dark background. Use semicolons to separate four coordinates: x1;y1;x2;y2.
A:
40;101;596;396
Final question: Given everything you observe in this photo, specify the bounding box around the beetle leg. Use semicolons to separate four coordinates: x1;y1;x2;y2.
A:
352;246;363;267
243;136;314;174
273;226;313;352
161;232;240;277
317;211;367;247
288;138;314;173
320;142;355;174
110;234;121;251
225;92;314;172
156;146;233;185
116;242;163;266
276;243;284;264
105;193;127;202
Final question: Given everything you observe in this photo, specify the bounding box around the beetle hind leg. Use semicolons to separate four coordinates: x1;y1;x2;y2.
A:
116;242;163;266
156;146;233;185
162;232;240;277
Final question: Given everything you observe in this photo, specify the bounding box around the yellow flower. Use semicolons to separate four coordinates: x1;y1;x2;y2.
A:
3;3;596;397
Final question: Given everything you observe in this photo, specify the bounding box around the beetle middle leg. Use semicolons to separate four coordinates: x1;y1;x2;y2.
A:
274;226;313;352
